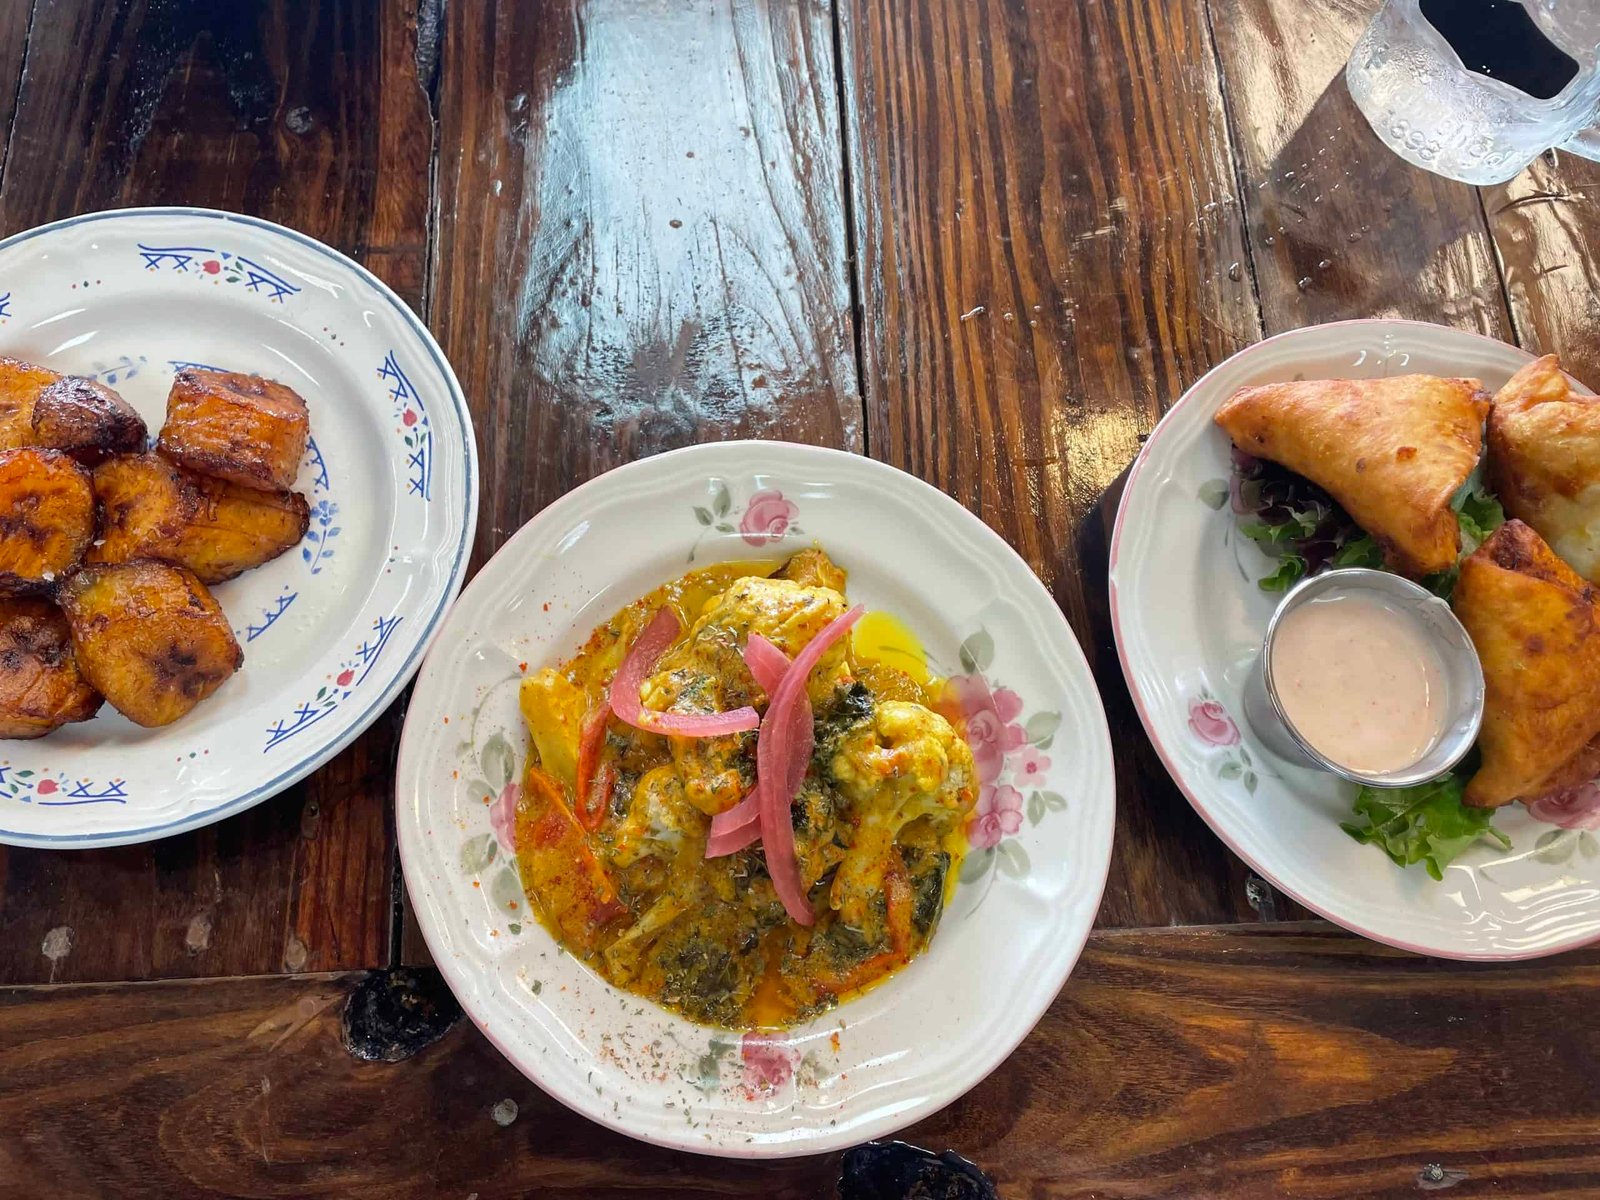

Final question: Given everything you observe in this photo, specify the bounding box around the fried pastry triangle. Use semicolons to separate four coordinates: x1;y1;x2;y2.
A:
1215;375;1489;577
1454;520;1600;808
1488;354;1600;583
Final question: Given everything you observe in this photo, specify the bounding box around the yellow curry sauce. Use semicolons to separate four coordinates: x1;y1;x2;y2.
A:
512;549;978;1030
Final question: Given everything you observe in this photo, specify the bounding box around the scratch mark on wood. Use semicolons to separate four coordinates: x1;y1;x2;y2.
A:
40;925;72;983
185;912;214;955
247;987;345;1053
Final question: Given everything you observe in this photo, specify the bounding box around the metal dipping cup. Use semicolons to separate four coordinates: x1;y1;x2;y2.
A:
1241;568;1485;789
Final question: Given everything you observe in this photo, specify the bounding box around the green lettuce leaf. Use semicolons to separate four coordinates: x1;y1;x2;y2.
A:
1331;534;1385;569
1258;556;1308;592
1455;481;1505;556
1419;482;1508;600
1340;774;1510;881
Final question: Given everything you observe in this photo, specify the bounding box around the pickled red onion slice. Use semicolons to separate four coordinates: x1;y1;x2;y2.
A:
743;632;791;695
705;791;761;858
705;634;797;859
609;607;760;737
757;605;864;925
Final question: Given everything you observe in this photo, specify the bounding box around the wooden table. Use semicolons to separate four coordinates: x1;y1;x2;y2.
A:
3;1;1599;1196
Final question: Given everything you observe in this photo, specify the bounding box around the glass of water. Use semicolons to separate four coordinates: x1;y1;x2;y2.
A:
1347;0;1600;185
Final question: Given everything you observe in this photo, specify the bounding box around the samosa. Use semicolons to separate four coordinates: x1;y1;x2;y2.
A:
1489;354;1600;583
1215;375;1490;578
1453;520;1600;808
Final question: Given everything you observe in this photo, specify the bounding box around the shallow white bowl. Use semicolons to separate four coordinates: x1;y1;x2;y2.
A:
1112;318;1600;960
396;441;1115;1156
0;208;476;847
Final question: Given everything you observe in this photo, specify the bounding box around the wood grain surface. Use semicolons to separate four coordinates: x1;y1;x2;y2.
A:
840;0;1265;928
1208;0;1513;337
6;925;1599;1199
0;0;435;983
0;3;28;183
1486;154;1600;382
430;0;861;576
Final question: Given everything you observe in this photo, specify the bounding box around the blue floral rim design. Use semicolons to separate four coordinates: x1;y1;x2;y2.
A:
0;207;478;847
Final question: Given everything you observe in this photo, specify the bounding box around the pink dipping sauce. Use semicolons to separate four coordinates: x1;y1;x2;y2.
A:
1271;592;1449;775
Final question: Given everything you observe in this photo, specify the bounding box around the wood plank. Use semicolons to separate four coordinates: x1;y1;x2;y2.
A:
430;0;861;575
1208;0;1514;335
6;926;1600;1197
1485;154;1600;382
840;0;1264;927
0;2;31;186
0;0;435;983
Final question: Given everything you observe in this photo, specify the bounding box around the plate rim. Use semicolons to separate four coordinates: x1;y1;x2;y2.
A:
395;438;1117;1158
0;206;479;848
1109;316;1600;962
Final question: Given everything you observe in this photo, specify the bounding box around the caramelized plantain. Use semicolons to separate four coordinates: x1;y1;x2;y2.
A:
89;452;309;583
0;357;59;450
58;561;242;727
157;369;309;490
0;598;102;738
32;376;147;464
0;448;95;594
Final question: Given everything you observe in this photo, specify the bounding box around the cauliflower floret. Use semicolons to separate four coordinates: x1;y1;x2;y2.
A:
827;701;976;930
830;700;975;812
642;575;851;814
608;766;707;870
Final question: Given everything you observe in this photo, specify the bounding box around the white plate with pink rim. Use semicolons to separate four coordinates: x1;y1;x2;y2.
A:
0;208;476;848
1111;318;1600;961
395;440;1115;1157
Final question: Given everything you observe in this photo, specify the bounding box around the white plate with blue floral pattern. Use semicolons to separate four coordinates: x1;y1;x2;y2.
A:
0;208;476;847
1112;319;1600;961
395;441;1114;1157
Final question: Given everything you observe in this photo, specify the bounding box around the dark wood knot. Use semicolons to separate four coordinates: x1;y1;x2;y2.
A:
340;967;462;1063
838;1140;997;1200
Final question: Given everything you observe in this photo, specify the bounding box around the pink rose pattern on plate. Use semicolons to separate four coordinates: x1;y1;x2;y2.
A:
457;718;529;933
1527;783;1600;865
1528;783;1600;831
739;489;798;546
948;630;1065;885
1188;698;1239;746
1186;693;1260;793
739;1033;800;1096
688;478;805;561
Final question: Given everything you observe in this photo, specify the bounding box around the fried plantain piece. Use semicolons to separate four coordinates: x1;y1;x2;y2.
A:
0;357;59;450
1488;354;1600;583
89;452;309;583
0;598;102;738
1453;520;1600;808
0;448;95;594
32;376;147;464
157;369;309;490
58;561;242;727
1215;375;1490;578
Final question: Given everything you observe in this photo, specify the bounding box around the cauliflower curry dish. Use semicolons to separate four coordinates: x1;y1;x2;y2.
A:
514;549;979;1030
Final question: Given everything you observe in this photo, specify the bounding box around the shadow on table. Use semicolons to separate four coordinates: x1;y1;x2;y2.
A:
1072;458;1314;926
